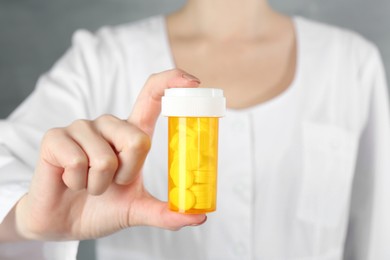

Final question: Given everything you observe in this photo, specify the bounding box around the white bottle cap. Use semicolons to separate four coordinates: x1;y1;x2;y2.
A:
161;88;226;117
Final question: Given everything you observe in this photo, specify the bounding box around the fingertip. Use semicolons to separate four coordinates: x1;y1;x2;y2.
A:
168;70;201;89
181;72;201;84
113;174;136;186
62;168;88;192
128;69;201;137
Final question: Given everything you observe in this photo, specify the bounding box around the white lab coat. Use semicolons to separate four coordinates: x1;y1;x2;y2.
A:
0;16;389;260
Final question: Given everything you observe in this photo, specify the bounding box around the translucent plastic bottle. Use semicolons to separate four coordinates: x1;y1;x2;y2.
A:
162;88;226;214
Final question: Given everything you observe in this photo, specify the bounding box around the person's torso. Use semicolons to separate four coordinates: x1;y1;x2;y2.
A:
94;15;370;260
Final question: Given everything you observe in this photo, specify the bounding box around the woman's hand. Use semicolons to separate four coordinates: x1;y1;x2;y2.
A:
14;69;206;241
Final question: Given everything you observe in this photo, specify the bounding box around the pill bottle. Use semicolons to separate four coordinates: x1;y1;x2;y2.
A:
162;88;226;214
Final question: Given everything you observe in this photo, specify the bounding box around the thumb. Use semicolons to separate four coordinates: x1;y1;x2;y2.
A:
128;69;201;137
132;192;207;230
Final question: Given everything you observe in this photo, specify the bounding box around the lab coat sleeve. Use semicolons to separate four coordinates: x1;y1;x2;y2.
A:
343;45;390;259
0;28;118;259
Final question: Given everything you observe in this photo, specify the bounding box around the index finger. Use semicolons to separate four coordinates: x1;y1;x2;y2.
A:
128;69;201;137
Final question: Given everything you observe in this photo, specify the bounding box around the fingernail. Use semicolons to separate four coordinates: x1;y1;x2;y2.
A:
182;73;201;83
190;215;207;226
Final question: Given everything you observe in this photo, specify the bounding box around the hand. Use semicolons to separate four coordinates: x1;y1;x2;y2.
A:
14;69;206;241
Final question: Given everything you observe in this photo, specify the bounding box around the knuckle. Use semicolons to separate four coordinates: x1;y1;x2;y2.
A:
144;73;159;87
127;131;151;154
96;114;117;124
148;72;159;80
91;154;118;173
69;119;92;130
41;128;67;152
67;155;89;171
171;68;185;76
147;70;171;84
43;127;65;141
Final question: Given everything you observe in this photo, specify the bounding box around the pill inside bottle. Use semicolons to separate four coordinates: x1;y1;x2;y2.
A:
162;88;226;214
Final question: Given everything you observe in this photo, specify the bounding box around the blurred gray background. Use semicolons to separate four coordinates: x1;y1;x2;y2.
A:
0;0;389;259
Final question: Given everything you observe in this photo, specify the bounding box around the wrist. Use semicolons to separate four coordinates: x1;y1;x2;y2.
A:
0;194;29;242
14;194;40;241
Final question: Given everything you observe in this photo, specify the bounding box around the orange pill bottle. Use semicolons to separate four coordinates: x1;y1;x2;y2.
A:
162;88;226;213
